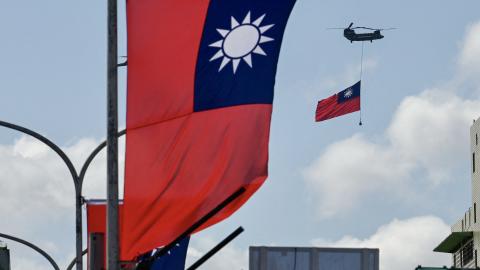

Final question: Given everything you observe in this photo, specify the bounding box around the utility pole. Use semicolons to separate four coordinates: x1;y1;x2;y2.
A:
106;0;119;268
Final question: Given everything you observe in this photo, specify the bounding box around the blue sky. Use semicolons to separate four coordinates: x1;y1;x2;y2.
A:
1;1;480;269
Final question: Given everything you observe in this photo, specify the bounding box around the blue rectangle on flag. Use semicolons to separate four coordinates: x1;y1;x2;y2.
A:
136;237;190;270
337;81;361;103
194;0;297;112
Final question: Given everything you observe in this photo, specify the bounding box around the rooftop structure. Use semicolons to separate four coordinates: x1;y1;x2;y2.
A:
0;241;10;270
415;266;468;270
249;246;379;270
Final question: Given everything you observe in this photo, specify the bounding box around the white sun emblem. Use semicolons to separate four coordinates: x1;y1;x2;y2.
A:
344;89;353;98
209;11;275;74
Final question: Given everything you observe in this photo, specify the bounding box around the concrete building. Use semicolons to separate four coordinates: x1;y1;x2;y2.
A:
415;267;463;270
249;246;379;270
434;117;480;268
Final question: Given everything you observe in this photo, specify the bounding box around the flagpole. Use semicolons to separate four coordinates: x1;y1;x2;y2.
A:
106;0;119;268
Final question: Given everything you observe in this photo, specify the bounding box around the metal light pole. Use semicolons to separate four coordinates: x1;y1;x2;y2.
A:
0;120;127;270
0;121;83;270
106;0;120;268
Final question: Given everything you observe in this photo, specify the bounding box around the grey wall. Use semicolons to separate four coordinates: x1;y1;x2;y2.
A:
250;247;379;270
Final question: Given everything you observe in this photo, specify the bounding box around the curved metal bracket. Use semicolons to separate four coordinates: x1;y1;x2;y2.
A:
0;120;79;188
0;120;126;270
66;249;87;270
0;120;84;270
79;129;126;189
0;233;60;270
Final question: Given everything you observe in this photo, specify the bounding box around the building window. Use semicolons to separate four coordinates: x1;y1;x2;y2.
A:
463;241;474;265
475;203;477;223
469;209;471;226
476;250;478;268
474;153;476;173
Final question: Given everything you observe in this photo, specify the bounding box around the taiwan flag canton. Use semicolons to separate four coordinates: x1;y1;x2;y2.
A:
315;81;361;122
195;1;296;111
122;0;297;261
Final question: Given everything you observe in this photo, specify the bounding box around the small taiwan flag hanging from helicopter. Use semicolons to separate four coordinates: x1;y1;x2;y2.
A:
315;81;361;122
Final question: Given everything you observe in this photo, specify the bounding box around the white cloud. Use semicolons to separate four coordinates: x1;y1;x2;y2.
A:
0;135;125;270
304;20;480;218
304;134;413;218
305;89;480;218
186;236;248;270
388;90;480;183
459;22;480;81
312;216;452;270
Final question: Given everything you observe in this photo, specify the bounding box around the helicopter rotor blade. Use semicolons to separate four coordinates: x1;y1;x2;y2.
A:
379;28;397;31
352;27;377;31
348;22;354;29
326;27;345;30
352;26;398;31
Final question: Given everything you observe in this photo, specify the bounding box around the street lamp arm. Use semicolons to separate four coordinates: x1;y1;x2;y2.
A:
0;120;85;270
0;120;125;270
79;129;126;186
65;249;87;270
0;120;80;187
0;232;60;270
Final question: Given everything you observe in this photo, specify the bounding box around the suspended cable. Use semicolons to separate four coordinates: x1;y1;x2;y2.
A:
359;41;365;126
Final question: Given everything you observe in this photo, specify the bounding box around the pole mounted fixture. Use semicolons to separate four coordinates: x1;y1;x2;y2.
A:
0;120;126;270
0;120;83;270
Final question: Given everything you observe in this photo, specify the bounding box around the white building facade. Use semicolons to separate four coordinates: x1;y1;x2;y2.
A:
434;117;480;268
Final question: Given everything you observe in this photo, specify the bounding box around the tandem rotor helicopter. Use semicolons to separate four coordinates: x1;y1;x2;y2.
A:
317;22;396;126
328;22;396;43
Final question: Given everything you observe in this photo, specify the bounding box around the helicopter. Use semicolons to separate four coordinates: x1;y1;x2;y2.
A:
329;23;395;43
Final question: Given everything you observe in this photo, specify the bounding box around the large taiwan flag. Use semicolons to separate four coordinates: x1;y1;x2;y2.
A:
122;0;296;260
